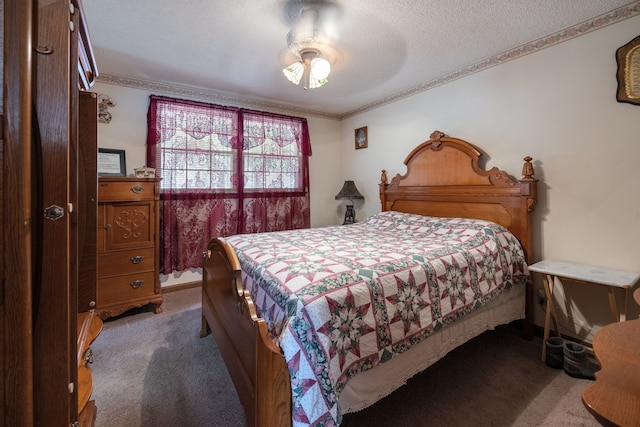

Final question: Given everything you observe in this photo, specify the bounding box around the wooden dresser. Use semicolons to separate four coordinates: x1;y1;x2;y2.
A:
96;177;163;319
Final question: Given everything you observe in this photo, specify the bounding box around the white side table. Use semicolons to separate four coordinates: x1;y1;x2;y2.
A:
528;259;640;362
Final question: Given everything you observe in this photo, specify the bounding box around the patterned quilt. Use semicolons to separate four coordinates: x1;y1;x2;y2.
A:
226;211;530;427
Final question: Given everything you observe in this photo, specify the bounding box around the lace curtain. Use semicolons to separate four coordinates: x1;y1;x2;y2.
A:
147;95;311;274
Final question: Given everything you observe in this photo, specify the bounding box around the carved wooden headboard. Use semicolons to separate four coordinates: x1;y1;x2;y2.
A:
379;130;538;263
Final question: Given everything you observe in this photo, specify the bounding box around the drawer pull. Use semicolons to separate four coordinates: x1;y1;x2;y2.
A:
130;255;145;264
131;186;144;194
84;348;94;364
130;279;144;289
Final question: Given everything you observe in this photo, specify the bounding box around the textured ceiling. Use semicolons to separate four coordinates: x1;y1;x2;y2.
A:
82;0;638;119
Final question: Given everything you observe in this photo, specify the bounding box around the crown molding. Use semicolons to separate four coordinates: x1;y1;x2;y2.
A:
95;74;343;120
97;2;640;121
342;2;640;118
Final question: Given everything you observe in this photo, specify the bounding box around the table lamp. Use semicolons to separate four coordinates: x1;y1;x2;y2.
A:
335;180;364;224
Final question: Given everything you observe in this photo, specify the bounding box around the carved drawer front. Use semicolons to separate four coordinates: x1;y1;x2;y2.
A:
97;271;156;306
98;180;156;202
97;248;155;278
104;202;155;250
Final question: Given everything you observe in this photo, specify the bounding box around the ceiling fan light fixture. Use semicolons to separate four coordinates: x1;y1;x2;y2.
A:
282;7;332;90
307;57;330;89
283;61;304;85
283;48;330;90
310;57;330;80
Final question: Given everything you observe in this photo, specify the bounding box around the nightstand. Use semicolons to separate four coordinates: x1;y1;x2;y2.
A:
528;259;640;362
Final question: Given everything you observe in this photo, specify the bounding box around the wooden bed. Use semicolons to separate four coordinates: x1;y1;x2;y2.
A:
200;130;538;427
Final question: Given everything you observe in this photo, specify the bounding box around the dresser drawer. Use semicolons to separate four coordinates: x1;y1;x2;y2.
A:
98;180;156;202
97;248;155;278
97;271;156;306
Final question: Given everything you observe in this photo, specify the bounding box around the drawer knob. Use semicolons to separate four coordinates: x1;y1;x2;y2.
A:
84;348;94;364
130;255;145;264
131;186;144;194
130;279;144;289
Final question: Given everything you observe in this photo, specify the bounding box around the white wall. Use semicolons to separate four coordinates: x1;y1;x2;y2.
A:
340;15;640;339
92;15;640;337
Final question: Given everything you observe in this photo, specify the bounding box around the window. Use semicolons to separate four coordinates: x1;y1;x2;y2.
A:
148;96;308;195
159;112;237;191
146;95;311;274
242;111;306;193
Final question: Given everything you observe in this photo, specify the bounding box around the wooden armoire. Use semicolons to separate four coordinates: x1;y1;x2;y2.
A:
2;1;100;426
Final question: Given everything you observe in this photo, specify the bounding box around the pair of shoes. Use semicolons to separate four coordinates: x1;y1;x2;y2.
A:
545;336;565;369
562;342;600;380
545;338;601;379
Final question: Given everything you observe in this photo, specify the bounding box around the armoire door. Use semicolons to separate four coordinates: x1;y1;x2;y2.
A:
33;1;80;425
78;91;98;312
3;0;97;425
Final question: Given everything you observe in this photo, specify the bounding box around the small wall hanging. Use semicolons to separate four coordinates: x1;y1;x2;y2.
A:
615;35;640;106
98;94;116;123
354;126;368;149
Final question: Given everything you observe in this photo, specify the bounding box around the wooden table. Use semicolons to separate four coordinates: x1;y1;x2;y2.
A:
527;260;640;361
582;318;640;426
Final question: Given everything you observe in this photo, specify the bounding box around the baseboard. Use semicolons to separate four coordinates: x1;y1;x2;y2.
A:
162;281;201;293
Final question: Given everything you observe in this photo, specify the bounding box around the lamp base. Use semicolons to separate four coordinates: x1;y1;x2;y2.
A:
343;204;356;225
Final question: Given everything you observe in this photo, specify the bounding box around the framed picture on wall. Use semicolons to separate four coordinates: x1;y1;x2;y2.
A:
98;148;126;176
615;34;640;106
355;126;368;150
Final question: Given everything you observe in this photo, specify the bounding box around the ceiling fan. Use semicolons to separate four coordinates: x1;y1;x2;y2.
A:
281;1;342;90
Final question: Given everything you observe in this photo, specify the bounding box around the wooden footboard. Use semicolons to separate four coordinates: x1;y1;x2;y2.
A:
200;237;292;427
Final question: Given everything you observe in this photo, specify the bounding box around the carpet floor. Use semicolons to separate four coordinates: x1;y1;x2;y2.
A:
91;287;599;427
